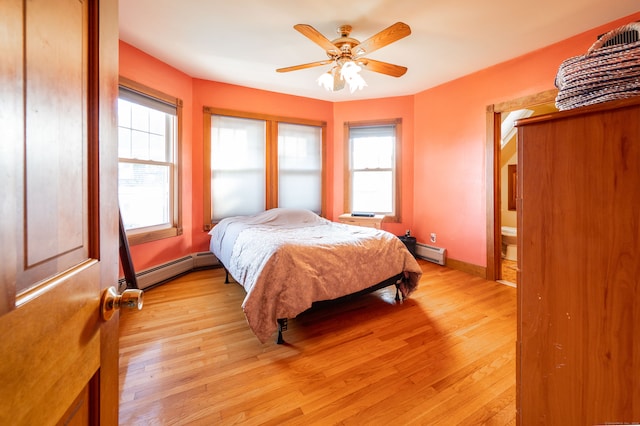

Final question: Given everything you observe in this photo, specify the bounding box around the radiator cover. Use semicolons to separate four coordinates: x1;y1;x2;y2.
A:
415;243;446;266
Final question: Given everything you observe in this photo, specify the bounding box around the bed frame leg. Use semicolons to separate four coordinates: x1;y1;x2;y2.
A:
276;318;288;344
394;276;407;302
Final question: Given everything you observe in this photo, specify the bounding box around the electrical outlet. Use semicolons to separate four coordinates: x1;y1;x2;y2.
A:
430;233;437;243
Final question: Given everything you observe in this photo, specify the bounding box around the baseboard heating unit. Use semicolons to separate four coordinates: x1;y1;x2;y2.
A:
415;243;446;266
119;252;219;290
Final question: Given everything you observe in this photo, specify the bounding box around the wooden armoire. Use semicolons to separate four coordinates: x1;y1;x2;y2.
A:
516;97;640;424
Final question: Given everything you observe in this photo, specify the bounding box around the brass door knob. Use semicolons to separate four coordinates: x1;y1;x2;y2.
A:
101;286;143;321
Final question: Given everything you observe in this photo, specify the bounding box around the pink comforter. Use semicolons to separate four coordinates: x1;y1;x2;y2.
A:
209;209;422;342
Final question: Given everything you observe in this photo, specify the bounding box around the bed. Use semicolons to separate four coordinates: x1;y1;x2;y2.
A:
209;208;423;343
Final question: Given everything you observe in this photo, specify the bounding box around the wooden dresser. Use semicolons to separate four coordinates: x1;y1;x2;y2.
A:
516;97;640;424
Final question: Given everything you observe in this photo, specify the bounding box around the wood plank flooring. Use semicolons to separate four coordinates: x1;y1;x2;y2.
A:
500;259;518;286
119;260;517;425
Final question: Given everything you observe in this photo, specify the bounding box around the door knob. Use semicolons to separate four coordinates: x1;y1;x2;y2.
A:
100;286;143;321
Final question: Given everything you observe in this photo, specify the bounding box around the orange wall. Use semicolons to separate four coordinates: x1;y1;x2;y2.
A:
412;12;640;266
332;97;415;236
189;79;334;251
119;11;640;273
119;42;334;271
119;42;195;271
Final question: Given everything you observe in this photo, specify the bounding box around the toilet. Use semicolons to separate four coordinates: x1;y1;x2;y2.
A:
501;226;517;261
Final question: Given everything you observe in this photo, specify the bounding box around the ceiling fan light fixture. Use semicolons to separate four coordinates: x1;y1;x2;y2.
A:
317;68;336;91
317;61;366;93
340;61;367;93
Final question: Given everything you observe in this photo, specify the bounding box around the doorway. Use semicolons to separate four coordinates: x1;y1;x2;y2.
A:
485;89;558;283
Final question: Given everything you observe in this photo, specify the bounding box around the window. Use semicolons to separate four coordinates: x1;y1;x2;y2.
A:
118;77;182;244
277;123;322;212
203;108;325;228
209;115;266;219
345;120;402;221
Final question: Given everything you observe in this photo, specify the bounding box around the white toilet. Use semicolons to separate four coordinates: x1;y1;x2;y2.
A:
501;226;517;261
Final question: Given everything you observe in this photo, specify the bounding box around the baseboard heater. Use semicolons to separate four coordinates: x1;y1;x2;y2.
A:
415;243;446;266
118;251;219;290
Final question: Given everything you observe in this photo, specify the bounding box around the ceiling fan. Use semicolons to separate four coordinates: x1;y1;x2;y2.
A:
276;22;411;92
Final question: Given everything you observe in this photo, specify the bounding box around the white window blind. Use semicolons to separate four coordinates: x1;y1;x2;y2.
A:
278;123;322;214
210;115;266;220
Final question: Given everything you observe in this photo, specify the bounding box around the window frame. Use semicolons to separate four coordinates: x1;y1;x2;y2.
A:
344;119;402;222
203;107;326;230
118;76;183;245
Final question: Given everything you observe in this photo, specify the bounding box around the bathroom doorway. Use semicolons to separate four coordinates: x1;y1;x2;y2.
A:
486;90;558;285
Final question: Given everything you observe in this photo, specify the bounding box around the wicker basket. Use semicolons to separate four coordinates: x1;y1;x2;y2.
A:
555;22;640;111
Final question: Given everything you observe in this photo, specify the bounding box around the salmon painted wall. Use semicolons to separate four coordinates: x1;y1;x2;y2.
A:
332;97;415;237
119;41;194;272
119;41;333;271
189;79;334;251
412;12;640;267
119;11;640;273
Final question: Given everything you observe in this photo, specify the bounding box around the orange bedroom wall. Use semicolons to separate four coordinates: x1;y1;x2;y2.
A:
119;11;640;274
332;97;415;237
189;79;334;252
119;41;334;271
411;11;640;268
119;41;195;272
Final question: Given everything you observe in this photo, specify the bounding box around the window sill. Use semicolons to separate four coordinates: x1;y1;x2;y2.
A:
127;226;182;246
337;213;387;229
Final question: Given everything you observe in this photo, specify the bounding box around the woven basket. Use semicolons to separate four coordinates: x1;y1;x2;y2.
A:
555;22;640;111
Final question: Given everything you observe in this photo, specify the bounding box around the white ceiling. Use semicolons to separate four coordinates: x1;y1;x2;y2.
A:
119;0;639;102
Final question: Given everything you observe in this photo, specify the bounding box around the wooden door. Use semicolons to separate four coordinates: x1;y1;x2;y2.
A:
0;0;119;424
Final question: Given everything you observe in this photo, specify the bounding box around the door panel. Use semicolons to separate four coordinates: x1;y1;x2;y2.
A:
21;0;88;293
23;0;88;281
0;0;119;424
1;263;101;424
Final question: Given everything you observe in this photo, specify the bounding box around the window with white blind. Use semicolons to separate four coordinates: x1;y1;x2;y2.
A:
209;115;266;220
118;78;182;244
346;120;401;220
204;108;325;227
278;123;322;212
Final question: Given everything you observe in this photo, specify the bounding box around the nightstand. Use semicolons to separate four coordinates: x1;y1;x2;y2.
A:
337;213;386;229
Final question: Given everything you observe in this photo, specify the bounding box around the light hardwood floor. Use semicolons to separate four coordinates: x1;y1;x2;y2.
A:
500;259;518;286
119;260;517;425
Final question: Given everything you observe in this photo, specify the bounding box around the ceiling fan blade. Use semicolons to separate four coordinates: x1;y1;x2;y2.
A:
294;24;340;55
276;59;333;73
352;22;411;58
359;58;407;77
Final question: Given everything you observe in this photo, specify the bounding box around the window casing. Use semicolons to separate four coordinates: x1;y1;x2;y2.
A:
345;120;402;221
118;77;182;245
203;108;325;229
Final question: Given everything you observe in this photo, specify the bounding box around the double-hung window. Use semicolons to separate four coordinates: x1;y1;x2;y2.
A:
204;108;325;228
277;123;323;211
209;115;266;219
118;78;182;244
346;120;401;220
